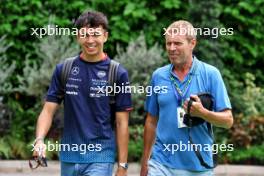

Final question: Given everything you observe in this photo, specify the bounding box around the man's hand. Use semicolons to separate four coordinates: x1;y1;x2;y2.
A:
32;140;46;158
184;95;233;128
183;95;207;118
115;167;127;176
34;101;59;157
140;162;148;176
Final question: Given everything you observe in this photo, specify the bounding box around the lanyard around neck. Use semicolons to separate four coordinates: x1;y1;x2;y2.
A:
170;62;197;106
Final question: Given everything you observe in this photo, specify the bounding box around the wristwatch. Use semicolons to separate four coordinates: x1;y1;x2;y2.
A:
119;162;128;169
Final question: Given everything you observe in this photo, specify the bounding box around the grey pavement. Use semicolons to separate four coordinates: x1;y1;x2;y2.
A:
0;160;264;176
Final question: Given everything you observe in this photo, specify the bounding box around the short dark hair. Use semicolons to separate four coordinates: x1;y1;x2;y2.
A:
74;11;108;31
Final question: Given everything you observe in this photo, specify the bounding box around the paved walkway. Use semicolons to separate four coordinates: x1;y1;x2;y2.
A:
0;160;264;176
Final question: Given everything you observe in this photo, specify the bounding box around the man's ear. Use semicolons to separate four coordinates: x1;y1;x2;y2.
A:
104;32;109;42
190;39;197;50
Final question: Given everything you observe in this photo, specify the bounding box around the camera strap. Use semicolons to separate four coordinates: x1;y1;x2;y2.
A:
188;127;217;169
170;59;198;107
187;100;217;169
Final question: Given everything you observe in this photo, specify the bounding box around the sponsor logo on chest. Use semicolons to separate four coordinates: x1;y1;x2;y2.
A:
97;71;106;78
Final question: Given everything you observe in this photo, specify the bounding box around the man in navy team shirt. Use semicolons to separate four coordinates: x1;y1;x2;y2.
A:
140;20;233;176
32;11;132;176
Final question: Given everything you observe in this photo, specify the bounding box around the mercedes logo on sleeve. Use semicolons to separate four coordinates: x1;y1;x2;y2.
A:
71;67;79;75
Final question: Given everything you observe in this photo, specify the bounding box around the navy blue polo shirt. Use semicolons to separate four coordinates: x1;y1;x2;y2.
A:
46;55;132;163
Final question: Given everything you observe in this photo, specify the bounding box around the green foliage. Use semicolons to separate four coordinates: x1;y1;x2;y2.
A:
0;99;43;159
7;99;39;141
114;34;163;161
0;0;264;163
215;71;264;155
220;0;264;83
187;0;230;71
114;33;164;121
0;136;31;159
187;1;264;159
0;137;12;159
0;36;15;94
1;0;264;86
16;25;79;98
240;73;264;117
0;0;188;73
221;145;264;165
0;136;60;159
128;125;144;161
227;72;264;118
0;97;12;135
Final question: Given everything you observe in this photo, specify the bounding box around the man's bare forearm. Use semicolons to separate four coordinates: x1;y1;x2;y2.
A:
184;96;233;129
35;102;59;139
116;111;129;163
202;109;233;129
142;113;157;165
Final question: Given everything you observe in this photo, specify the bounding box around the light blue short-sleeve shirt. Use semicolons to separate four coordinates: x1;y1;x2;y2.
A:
145;57;231;171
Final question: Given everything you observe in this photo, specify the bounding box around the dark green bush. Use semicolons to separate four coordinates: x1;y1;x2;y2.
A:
1;0;264;163
220;145;264;165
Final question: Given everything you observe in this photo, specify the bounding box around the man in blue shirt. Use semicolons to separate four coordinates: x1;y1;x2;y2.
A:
32;11;132;176
140;20;233;176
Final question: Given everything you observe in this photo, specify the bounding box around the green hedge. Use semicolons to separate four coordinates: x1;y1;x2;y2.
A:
1;0;264;163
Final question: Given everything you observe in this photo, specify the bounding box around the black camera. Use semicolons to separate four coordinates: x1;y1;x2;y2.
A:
183;93;213;127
